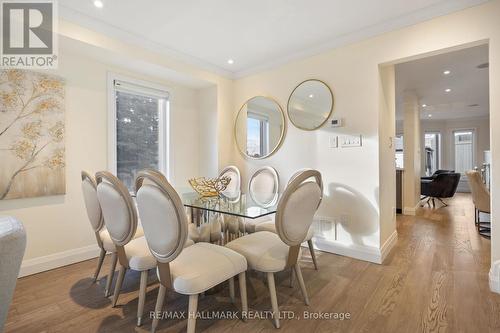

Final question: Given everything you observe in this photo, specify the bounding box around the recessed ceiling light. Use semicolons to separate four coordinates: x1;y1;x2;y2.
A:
309;94;314;98
445;88;451;93
443;70;451;75
94;0;103;8
422;104;427;108
428;114;433;118
227;59;234;65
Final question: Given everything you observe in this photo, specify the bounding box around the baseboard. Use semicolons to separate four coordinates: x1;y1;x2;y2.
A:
19;244;101;278
489;260;500;294
313;237;387;264
403;203;419;216
380;230;398;263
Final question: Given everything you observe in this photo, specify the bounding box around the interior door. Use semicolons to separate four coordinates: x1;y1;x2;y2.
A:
453;129;475;193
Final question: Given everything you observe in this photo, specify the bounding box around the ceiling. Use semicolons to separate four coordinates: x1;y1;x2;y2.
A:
59;0;489;78
396;44;489;121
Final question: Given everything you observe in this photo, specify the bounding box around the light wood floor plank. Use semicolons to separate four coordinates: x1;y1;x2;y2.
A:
5;193;500;332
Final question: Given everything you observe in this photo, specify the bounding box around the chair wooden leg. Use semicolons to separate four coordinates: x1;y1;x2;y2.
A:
104;252;117;297
187;294;199;333
238;272;248;321
266;272;280;328
151;285;166;333
289;268;294;288
137;270;148;326
307;240;318;270
229;277;235;303
93;248;106;282
294;264;309;305
111;265;126;307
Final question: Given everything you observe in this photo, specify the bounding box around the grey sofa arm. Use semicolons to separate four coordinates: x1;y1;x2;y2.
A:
0;216;26;332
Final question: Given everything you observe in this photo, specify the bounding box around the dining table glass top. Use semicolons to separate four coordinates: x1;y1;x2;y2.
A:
177;188;279;219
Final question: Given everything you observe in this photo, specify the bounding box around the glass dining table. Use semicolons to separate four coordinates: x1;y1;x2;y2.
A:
177;188;278;224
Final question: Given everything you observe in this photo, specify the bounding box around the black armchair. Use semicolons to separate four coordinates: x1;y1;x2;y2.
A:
421;169;455;181
421;172;461;207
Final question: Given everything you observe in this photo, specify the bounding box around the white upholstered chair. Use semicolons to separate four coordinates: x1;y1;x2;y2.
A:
226;169;322;328
0;216;26;332
466;170;491;237
243;166;280;234
135;170;248;333
218;166;244;239
81;171;144;296
253;169;319;270
96;171;165;326
219;165;242;198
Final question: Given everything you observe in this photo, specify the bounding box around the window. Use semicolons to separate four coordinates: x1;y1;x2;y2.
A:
424;132;441;176
454;130;474;174
394;134;404;169
246;112;269;158
109;75;169;190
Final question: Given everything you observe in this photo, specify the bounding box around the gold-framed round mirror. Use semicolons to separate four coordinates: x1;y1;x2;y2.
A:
234;96;285;159
287;79;334;130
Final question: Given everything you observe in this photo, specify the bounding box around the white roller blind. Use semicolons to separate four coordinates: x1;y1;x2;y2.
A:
114;79;169;99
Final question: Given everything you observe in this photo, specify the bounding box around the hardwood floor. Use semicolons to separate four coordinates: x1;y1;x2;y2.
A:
5;193;500;332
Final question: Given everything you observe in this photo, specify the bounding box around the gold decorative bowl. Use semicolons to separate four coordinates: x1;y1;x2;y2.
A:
188;176;231;197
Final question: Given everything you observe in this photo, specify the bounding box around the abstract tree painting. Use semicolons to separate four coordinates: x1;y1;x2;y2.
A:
0;69;65;200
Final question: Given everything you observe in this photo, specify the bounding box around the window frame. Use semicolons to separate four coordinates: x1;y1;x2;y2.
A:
107;72;171;182
247;111;270;157
424;131;442;174
452;128;476;175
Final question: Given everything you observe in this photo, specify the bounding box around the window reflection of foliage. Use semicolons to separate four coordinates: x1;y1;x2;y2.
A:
0;69;65;200
116;91;160;190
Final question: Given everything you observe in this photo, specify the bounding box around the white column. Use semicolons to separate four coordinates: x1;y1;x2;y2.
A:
402;91;421;215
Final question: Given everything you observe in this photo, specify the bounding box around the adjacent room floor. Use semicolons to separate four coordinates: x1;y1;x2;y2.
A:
5;193;500;332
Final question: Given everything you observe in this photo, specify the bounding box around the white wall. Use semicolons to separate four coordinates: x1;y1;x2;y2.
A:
197;85;219;177
231;1;500;263
0;42;207;275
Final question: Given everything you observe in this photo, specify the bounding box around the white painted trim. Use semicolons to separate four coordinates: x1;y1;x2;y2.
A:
19;245;101;278
59;0;488;79
403;203;420;216
380;230;398;263
489;260;500;294
313;238;378;264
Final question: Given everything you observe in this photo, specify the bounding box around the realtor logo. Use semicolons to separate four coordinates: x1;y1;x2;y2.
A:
1;0;58;68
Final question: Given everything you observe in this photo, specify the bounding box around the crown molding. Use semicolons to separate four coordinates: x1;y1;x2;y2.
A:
233;0;490;78
59;0;489;80
58;4;234;79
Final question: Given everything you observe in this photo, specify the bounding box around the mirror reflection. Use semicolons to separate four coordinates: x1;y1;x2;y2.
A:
288;79;333;130
235;96;285;159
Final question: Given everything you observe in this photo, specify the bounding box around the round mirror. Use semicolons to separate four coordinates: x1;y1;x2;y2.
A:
287;79;334;130
235;96;285;159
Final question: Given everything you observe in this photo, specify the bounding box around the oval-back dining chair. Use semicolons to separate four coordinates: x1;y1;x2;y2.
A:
81;171;144;297
219;165;241;198
226;169;322;328
244;166;280;234
255;168;321;269
135;170;248;333
95;171;157;326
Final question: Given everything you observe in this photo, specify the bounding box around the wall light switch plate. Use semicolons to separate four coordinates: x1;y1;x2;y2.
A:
340;134;362;147
329;136;338;148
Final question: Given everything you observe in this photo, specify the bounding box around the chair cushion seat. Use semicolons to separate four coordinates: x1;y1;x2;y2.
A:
124;235;194;272
255;220;314;240
168;243;247;295
100;226;145;252
244;215;274;233
226;231;297;273
125;236;157;271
